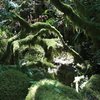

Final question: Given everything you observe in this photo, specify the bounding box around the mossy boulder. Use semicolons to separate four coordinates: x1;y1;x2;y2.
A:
28;68;53;81
81;74;100;100
0;65;17;73
0;69;30;100
40;38;63;61
24;44;45;62
26;79;82;100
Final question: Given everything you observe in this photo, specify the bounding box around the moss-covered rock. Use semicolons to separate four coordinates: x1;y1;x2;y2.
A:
29;68;53;81
0;69;30;100
0;65;17;73
81;74;100;100
24;44;45;62
40;38;63;61
26;79;82;100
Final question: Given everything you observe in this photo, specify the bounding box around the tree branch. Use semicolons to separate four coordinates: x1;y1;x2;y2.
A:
0;11;86;64
0;34;19;64
50;0;100;32
50;0;100;49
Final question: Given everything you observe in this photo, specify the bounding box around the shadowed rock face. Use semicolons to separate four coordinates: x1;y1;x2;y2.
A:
26;79;82;100
57;64;76;86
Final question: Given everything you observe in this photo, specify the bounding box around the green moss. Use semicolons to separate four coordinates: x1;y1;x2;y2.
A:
29;68;53;81
40;38;63;61
24;44;45;62
81;74;100;100
0;65;17;73
0;39;8;56
26;79;82;100
0;69;30;100
42;39;60;49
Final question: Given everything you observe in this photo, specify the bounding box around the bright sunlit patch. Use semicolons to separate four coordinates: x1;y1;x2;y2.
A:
54;52;74;65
